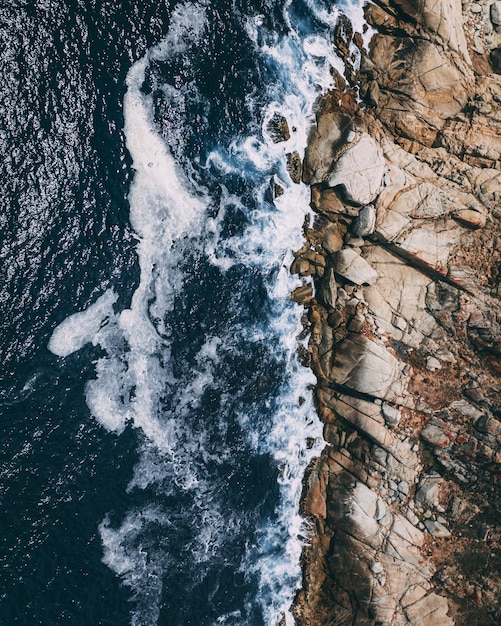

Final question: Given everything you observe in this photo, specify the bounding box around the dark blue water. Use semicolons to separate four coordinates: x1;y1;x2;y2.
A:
0;0;361;623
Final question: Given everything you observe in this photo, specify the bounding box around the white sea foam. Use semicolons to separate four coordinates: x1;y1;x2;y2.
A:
100;507;167;626
201;1;372;620
47;289;118;357
50;0;370;623
82;2;208;444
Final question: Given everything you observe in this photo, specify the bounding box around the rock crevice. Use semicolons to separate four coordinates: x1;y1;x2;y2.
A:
290;0;501;623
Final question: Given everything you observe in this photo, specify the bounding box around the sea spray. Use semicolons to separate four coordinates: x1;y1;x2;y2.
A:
46;0;371;623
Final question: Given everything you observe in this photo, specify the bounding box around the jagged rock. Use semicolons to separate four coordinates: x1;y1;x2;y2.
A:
320;460;450;625
313;188;345;217
397;222;460;269
301;249;326;267
352;204;376;237
266;112;290;143
382;402;402;427
290;284;313;305
302;461;328;518
292;258;311;276
449;400;483;420
363;246;438;344
326;334;407;402
415;474;443;509
319;393;418;466
491;2;501;29
302;96;352;185
438;114;501;170
326;134;386;205
424;519;451;538
421;418;458;449
370;34;471;145
475;414;501;436
318;267;337;309
322;224;344;254
389;0;469;57
334;248;378;285
490;47;501;74
348;311;365;333
426;356;442;372
453;207;487;229
404;592;453;625
286;151;302;184
294;2;501;622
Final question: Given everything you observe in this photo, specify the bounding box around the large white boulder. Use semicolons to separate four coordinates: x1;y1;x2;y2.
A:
334;248;378;285
326;134;386;205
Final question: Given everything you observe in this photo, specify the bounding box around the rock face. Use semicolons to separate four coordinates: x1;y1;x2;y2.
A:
326;134;386;205
290;1;501;624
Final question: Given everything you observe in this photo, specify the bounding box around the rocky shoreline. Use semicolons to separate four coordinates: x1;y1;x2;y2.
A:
281;1;501;623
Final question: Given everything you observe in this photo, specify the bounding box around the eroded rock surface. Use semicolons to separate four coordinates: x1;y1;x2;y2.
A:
289;1;501;624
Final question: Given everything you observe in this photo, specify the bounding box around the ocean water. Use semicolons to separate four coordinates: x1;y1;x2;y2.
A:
0;1;365;624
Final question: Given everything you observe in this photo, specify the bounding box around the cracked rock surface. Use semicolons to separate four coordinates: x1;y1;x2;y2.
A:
289;0;501;624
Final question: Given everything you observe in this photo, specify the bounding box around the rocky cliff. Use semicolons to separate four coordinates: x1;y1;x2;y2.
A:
287;0;501;623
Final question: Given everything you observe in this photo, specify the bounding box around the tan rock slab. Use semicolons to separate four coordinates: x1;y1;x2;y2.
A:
334;248;378;285
326;134;386;205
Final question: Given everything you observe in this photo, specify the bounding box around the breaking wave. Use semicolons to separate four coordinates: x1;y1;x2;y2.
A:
46;0;368;623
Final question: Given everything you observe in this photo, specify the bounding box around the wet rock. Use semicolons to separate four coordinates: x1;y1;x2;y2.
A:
290;284;313;305
334;248;378;285
315;188;345;217
301;249;325;267
292;258;311;276
326;134;386;205
286;151;302;184
266;112;290;143
302;96;353;185
293;1;501;621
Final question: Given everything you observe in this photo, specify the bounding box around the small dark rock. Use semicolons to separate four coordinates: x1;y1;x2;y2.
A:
267;112;291;142
286;151;302;184
490;47;501;74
